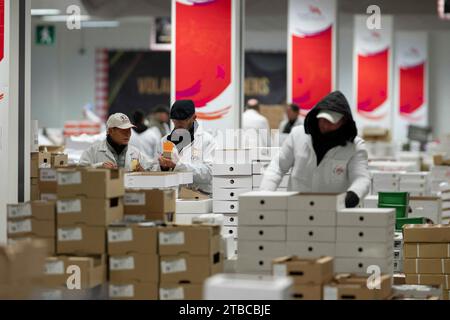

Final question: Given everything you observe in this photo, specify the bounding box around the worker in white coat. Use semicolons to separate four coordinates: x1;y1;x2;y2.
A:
129;110;160;159
79;113;152;171
242;99;271;147
155;100;216;194
278;103;303;145
260;91;371;208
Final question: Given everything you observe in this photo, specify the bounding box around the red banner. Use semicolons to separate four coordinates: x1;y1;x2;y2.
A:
400;63;425;117
0;0;4;62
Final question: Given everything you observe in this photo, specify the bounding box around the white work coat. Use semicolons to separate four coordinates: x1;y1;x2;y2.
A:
129;129;159;159
278;117;302;133
242;109;271;147
260;126;371;200
79;139;153;171
155;126;216;194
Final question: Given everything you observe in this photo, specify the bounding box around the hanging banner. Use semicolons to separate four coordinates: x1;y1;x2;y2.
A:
0;0;4;62
172;0;240;130
394;32;428;142
353;15;393;129
288;0;336;117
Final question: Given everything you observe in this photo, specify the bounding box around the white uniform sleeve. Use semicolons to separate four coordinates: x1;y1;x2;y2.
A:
260;132;295;191
347;145;371;200
79;146;102;167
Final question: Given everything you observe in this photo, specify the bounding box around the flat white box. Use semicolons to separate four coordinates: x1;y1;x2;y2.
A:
213;200;239;213
400;172;429;181
192;214;225;227
250;147;281;161
409;197;442;224
372;180;399;190
239;211;287;226
286;226;336;242
443;201;450;210
176;199;212;214
238;191;297;211
336;226;394;242
203;274;293;300
285;241;336;258
430;166;450;180
237;255;276;272
238;226;286;241
287;210;336;226
399;181;428;191
213;188;251;201
178;171;194;185
223;214;238;226
238;240;286;257
124;172;180;189
288;193;346;212
213;176;252;189
337;208;395;227
363;195;378;208
212;164;252;176
175;213;203;225
222;226;238;239
252;161;270;175
334;257;393;276
369;161;418;172
371;171;402;180
252;174;289;188
336;242;393;258
213;149;251;164
222;234;237;259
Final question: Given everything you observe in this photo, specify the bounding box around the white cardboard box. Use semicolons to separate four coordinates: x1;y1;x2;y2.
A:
252;161;271;175
176;199;213;214
363;195;378;208
223;214;238;226
238;226;286;241
337;208;395;227
237;255;277;272
178;172;194;185
334;257;393;276
250;147;281;161
213;200;239;213
222;234;237;259
213;188;251;201
409;197;442;224
399;181;428;191
287;193;346;212
238;191;297;211
212;164;252;176
252;174;289;188
430;166;450;180
192;214;225;226
286;226;336;242
222;226;238;239
124;172;180;189
239;211;287;226
238;240;286;257
175;213;204;225
336;226;394;242
287;210;336;226
399;172;429;181
213;176;252;189
213;149;251;165
336;242;393;258
371;171;402;181
285;241;336;258
203;274;293;300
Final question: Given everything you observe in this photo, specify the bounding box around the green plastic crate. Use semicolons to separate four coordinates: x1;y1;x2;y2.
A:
396;217;427;231
378;192;409;206
378;203;408;219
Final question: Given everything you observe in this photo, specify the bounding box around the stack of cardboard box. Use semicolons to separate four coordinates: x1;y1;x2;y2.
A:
7;201;56;255
31;151;68;201
272;256;334;300
123;188;176;222
30;151;51;200
158;225;223;300
403;224;450;299
107;223;159;300
336;208;395;275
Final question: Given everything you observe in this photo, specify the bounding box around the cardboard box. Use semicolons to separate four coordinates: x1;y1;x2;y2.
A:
222;234;237;259
404;259;450;274
337;208;395;227
237;255;278;272
38;168;57;193
107;223;158;255
444;290;450;300
409;197;442;224
57;225;106;255
288;193;346;212
400;172;429;181
158;225;221;256
175;213;204;225
124;172;180;189
178;187;208;200
213;187;251;201
336;226;394;242
239;191;297;211
123;212;174;223
286;241;336;258
41;193;57;202
238;226;286;241
323;274;392;300
8;236;55;255
223;214;238;226
212;176;252;189
403;224;450;243
291;284;322;300
213;200;239;213
109;281;158;300
287;210;336;226
109;254;158;283
272;256;333;285
222;226;237;239
405;274;450;289
334;257;393;275
286;226;336;242
51;153;68;167
41;255;106;289
124;189;176;216
31;152;51;178
31;178;40;201
7;201;55;221
176;199;212;214
56;168;124;199
404;243;450;258
240;210;287;226
56;197;123;227
159;283;203;300
159;253;223;283
238;241;286;257
212;163;252;176
7;218;55;238
336;242;393;258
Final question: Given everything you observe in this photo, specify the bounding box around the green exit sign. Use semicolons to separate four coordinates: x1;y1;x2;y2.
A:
36;25;55;46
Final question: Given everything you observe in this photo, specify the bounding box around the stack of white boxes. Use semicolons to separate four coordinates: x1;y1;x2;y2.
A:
399;172;430;197
336;208;395;276
250;147;290;192
438;182;450;223
393;232;404;273
371;171;402;195
429;165;450;196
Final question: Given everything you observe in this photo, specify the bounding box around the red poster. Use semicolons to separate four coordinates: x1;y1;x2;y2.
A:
0;0;4;62
292;26;332;115
175;0;231;120
400;63;425;117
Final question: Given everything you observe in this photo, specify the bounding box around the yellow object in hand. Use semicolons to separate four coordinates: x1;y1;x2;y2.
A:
131;159;139;171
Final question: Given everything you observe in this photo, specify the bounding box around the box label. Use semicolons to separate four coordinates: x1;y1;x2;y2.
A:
159;287;184;300
58;228;82;241
109;284;134;298
57;171;81;185
124;193;146;206
123;215;146;223
39;162;51;169
323;286;338;300
7;203;32;219
161;258;187;274
44;261;65;275
41;289;63;300
57;199;82;214
110;256;135;271
272;264;287;277
8;219;32;234
108;228;133;243
159;231;185;246
40;169;57;181
41;193;57;201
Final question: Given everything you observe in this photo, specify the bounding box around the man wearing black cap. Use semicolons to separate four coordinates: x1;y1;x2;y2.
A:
155;100;216;194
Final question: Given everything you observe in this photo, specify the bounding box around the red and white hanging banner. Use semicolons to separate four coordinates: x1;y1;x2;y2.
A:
171;0;240;130
0;0;4;63
288;0;336;117
394;32;428;142
353;15;393;129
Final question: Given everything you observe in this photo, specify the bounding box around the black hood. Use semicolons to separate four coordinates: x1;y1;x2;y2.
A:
304;90;357;143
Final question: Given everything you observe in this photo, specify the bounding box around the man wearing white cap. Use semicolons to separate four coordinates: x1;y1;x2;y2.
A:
79;113;151;171
260;91;371;208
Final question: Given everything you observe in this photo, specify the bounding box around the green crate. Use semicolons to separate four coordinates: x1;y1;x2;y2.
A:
396;217;427;231
378;203;408;219
378;192;409;206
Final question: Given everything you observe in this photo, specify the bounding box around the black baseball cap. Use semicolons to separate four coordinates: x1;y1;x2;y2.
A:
170;100;195;120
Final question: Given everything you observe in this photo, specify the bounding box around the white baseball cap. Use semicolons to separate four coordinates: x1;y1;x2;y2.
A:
317;110;344;124
106;113;136;130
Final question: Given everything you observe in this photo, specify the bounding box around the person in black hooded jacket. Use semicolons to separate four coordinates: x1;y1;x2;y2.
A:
260;91;371;208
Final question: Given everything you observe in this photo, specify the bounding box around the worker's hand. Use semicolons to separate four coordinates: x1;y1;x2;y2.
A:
159;156;176;170
102;162;118;169
345;191;360;208
134;163;145;172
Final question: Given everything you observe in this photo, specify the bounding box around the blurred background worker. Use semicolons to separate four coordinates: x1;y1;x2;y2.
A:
146;104;171;140
279;103;302;134
260;91;371;208
242;98;271;147
155;100;216;194
129;109;160;159
79;113;151;171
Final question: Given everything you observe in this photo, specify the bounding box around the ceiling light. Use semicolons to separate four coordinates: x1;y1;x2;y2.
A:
31;9;61;16
81;21;120;28
42;15;91;22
